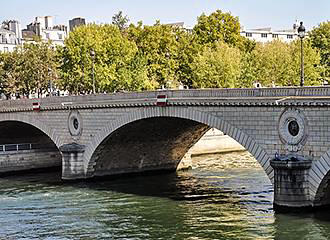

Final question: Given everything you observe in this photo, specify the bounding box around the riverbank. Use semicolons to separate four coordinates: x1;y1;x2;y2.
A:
177;129;246;170
188;128;246;156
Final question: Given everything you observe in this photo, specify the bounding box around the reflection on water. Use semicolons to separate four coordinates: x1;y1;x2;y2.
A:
0;151;329;239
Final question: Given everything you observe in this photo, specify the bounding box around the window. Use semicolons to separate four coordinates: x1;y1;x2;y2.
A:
246;32;252;37
287;35;293;39
58;33;63;40
272;34;278;38
261;33;268;38
45;33;50;39
3;47;9;53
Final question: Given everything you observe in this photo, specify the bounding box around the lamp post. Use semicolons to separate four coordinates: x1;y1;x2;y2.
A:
297;22;305;87
90;49;96;94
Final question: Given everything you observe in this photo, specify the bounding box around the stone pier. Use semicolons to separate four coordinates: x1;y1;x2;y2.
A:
60;143;86;180
271;155;312;211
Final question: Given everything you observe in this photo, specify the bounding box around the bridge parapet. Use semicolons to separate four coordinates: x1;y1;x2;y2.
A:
1;86;330;113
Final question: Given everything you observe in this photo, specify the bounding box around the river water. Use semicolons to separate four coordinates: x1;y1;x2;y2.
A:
0;152;330;239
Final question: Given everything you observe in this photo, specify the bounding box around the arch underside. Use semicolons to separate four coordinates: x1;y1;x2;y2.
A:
0;121;54;145
87;107;273;183
0;113;63;149
310;151;330;206
93;117;209;177
0;120;62;173
313;172;330;206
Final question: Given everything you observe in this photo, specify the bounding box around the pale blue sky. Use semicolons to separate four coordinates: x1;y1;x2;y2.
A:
1;0;329;30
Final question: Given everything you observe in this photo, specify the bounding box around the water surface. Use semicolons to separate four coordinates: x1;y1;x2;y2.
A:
0;152;329;239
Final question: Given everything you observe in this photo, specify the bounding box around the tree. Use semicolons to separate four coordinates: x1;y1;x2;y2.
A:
127;21;181;88
0;41;58;98
308;21;330;80
289;39;323;86
250;41;293;87
59;24;155;93
0;51;19;97
191;41;241;88
247;40;322;87
175;29;201;87
238;52;258;88
193;10;241;46
112;11;129;31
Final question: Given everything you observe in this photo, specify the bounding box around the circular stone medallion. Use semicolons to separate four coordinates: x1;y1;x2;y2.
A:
278;108;307;151
68;110;83;137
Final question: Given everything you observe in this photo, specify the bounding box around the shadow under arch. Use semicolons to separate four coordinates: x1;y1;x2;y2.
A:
0;118;63;174
84;107;273;182
0;113;64;149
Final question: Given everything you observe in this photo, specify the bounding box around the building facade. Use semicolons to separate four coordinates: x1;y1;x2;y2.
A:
22;16;67;46
69;17;86;32
0;20;22;53
240;23;300;43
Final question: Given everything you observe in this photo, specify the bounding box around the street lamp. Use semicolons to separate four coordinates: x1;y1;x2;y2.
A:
297;22;305;87
90;49;96;94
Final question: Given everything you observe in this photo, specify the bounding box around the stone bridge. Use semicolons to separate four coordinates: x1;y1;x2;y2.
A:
2;87;330;211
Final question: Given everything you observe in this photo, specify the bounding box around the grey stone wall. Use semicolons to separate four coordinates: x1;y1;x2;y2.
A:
0;149;61;173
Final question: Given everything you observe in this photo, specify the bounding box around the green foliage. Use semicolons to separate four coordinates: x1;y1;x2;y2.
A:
309;21;330;80
127;22;181;88
112;11;130;31
237;36;256;53
238;52;257;88
175;29;201;87
0;41;58;98
246;40;322;87
59;24;155;93
191;41;241;88
193;10;241;46
290;39;323;86
1;9;327;95
251;41;293;86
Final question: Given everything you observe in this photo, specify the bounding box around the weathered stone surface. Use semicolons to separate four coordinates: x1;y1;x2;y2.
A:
271;158;312;208
60;143;86;180
59;143;85;153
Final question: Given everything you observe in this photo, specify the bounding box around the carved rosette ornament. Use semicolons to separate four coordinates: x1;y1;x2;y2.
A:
278;108;308;152
68;110;83;140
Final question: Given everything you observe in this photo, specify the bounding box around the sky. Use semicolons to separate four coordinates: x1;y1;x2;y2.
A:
1;0;329;31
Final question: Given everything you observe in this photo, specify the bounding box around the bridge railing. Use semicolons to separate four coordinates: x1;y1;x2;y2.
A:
1;86;330;111
0;143;56;153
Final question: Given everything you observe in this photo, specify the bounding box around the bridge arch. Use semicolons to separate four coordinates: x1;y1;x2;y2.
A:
84;107;273;182
310;150;330;206
0;112;64;149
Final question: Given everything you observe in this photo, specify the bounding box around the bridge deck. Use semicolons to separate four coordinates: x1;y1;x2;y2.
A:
1;87;330;112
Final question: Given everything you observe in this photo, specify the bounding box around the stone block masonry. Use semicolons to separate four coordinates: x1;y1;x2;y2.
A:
0;149;61;173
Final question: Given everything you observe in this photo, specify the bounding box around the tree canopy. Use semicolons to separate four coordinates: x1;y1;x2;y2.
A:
112;11;130;31
127;21;182;88
0;41;58;98
309;21;330;80
0;10;327;98
193;10;242;47
191;41;241;88
59;24;155;93
242;40;322;87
